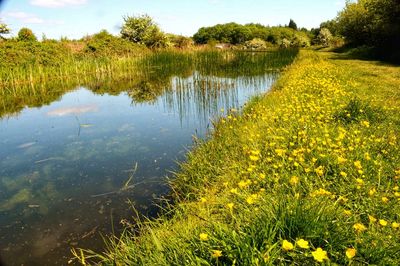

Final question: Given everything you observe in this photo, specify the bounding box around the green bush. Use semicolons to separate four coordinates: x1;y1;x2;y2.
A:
17;27;37;42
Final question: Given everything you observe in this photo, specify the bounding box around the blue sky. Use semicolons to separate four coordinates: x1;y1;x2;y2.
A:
0;0;345;40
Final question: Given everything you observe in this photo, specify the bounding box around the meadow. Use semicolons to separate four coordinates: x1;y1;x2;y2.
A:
73;50;400;265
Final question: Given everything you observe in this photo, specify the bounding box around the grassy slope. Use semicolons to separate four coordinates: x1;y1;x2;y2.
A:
76;50;400;265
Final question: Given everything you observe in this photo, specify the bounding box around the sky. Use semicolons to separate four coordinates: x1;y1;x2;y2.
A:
0;0;346;40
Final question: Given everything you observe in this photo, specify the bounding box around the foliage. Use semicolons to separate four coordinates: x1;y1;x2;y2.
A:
73;50;400;265
336;0;400;53
320;19;339;36
84;30;143;57
0;22;10;39
316;28;333;47
288;19;298;30
243;38;270;50
17;27;37;42
167;34;192;49
193;23;311;47
120;14;168;48
0;39;71;68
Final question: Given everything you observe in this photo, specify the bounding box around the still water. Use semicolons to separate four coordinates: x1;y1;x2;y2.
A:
0;74;276;265
0;52;282;265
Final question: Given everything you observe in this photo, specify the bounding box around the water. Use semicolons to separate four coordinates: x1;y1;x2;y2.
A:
0;52;283;265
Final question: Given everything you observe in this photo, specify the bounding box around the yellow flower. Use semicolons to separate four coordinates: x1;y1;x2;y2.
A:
249;155;259;161
282;240;294;251
199;233;208;241
227;203;234;210
354;161;362;169
296;239;309;249
311;188;332;197
379;219;388;226
230;188;239;194
246;194;258;204
345;248;356;259
368;215;377;223
353;223;367;233
289;176;299;185
315;166;324;176
392;222;400;229
312;247;328;262
275;148;286;156
200;197;207;203
338;156;347;164
238;180;249;189
212;250;222;258
343;210;352;216
381;196;389;203
340;171;347;177
361;120;370;128
369;188;376;196
259;173;266;179
356;178;364;185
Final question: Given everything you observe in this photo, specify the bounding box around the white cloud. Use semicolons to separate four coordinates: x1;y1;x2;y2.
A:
6;11;45;24
5;11;64;25
30;0;87;8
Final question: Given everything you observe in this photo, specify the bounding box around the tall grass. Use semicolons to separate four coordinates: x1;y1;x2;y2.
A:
0;49;297;118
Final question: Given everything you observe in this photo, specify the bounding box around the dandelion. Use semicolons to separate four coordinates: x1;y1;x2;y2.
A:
315;166;324;176
354;161;362;169
381;196;389;203
199;233;208;241
212;250;222;258
230;188;239;194
282;240;294;251
289;176;299;185
227;203;234;210
296;239;309;249
379;219;388;226
238;180;250;189
343;210;352;216
338;156;347;164
368;215;377;223
312;248;328;262
356;178;364;185
353;223;367;233
340;171;347;177
311;188;332;197
275;148;286;156
246;194;258;204
392;222;399;229
345;248;356;259
369;188;376;196
361;120;370;128
249;155;259;161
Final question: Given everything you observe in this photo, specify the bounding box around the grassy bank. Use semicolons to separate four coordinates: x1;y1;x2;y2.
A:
74;50;400;265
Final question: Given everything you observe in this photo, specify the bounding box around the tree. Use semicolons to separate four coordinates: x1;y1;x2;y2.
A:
320;19;339;36
336;0;400;49
120;14;167;48
0;22;10;39
316;28;333;47
17;27;37;41
288;19;297;30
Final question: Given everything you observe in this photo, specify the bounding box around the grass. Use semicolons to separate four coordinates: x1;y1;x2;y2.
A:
71;49;398;264
0;49;296;119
